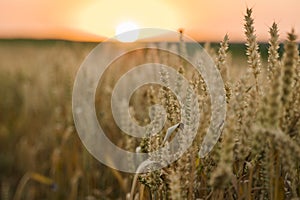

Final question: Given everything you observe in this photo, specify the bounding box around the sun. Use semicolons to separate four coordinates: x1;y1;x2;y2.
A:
115;21;139;42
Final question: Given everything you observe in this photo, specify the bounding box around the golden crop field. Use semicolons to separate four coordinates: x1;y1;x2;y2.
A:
1;8;300;200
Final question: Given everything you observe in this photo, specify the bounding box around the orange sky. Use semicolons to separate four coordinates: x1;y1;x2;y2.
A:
0;0;300;42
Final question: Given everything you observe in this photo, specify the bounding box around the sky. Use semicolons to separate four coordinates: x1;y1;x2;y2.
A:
0;0;300;42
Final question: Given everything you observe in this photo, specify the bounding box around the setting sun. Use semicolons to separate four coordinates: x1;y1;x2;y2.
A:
115;21;139;42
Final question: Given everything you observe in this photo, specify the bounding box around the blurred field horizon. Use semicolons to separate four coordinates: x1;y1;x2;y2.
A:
0;34;288;199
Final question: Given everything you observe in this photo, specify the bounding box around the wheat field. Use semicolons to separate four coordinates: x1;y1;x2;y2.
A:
1;8;300;200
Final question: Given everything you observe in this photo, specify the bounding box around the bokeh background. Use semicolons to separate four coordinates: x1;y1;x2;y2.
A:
0;0;299;199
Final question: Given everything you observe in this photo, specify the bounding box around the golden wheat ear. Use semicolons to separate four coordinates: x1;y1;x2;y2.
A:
244;8;261;94
281;28;298;108
267;22;280;83
216;34;229;80
259;22;282;129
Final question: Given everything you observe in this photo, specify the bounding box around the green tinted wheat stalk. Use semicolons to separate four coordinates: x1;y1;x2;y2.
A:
244;8;261;94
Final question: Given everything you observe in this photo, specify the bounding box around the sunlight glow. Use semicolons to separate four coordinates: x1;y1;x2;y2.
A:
115;21;139;42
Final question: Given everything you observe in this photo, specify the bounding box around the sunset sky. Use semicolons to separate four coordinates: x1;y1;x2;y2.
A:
0;0;300;42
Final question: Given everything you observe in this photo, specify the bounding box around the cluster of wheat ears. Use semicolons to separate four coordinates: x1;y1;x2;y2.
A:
2;8;300;200
126;8;300;200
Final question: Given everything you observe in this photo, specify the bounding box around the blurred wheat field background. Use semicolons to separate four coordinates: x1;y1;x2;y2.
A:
1;8;300;200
